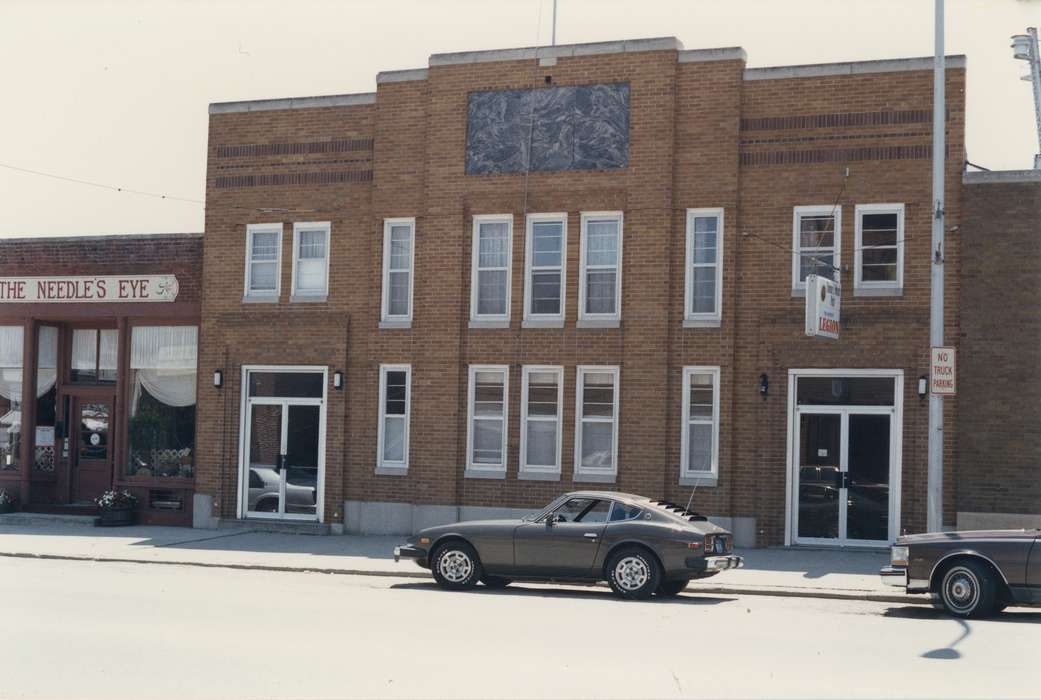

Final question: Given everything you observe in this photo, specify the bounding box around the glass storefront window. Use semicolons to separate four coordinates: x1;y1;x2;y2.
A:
248;372;323;399
34;327;58;472
71;329;118;384
797;377;895;406
126;326;197;479
0;325;24;471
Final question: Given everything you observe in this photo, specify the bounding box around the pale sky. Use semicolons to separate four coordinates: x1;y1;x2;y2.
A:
2;0;1039;238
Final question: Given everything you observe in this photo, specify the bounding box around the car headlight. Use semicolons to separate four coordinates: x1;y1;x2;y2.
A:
890;545;909;567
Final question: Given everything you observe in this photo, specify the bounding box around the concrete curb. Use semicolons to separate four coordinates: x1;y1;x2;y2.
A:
0;551;925;605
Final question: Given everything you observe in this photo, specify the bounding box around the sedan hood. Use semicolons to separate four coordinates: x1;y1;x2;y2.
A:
417;519;521;538
899;528;1039;545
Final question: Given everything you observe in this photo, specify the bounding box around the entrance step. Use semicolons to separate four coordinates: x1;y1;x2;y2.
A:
0;512;97;527
218;518;332;536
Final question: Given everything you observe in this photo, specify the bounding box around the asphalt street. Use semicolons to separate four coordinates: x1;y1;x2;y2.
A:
1;557;1038;699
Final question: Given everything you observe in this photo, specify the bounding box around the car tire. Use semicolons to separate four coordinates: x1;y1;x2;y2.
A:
481;575;512;589
938;559;999;619
655;578;689;597
431;541;482;591
606;547;662;600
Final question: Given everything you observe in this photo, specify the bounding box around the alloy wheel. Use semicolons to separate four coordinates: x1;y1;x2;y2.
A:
614;556;650;591
438;550;473;584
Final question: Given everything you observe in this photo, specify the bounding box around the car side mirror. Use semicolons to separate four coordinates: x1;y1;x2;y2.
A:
545;514;561;526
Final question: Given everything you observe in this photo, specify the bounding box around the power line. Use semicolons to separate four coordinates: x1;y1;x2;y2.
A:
0;161;204;204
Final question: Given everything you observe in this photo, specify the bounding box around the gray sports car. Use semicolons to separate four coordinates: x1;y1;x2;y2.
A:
393;491;743;600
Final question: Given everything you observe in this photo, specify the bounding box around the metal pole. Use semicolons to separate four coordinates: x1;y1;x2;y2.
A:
927;0;946;533
551;0;557;46
1028;28;1041;168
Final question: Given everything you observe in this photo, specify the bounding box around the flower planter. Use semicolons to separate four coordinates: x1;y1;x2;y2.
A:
0;502;15;514
96;507;136;527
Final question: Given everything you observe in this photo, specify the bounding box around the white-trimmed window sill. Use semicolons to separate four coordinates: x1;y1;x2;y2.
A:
683;318;721;329
518;470;561;481
679;474;718;488
853;286;903;298
464;468;507;479
242;295;279;304
375;465;409;477
522;319;565;329
468;320;510;330
576;319;620;329
790;288;807;298
290;294;328;304
573;472;617;484
379;319;412;330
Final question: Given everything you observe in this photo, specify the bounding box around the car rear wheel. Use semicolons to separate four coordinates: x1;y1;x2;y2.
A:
655;578;689;597
431;541;482;591
938;559;998;619
606;547;661;600
481;575;512;589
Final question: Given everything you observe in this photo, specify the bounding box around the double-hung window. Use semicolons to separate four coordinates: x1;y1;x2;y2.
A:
685;208;724;325
245;224;282;300
381;218;415;324
579;212;623;323
574;366;619;481
523;214;567;324
291;222;330;300
519;366;563;479
377;365;411;473
681;366;720;484
466;365;509;476
470;215;512;324
854;204;904;296
792;206;841;293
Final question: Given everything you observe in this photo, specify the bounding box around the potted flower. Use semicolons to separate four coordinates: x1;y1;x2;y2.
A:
95;489;137;526
0;489;15;514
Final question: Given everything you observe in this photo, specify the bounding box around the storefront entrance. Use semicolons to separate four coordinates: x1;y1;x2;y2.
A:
786;370;903;546
238;367;326;522
69;391;115;503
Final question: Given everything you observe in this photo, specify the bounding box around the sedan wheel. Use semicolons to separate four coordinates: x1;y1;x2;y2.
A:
606;547;661;600
431;542;482;591
939;560;998;619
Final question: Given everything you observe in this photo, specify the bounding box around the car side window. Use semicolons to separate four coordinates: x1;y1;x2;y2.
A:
552;498;594;522
609;502;641;522
579;500;611;523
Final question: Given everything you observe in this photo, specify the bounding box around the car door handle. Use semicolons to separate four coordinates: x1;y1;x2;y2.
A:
583;533;598;539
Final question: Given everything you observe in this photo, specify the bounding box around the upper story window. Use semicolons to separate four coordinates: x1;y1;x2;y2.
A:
71;328;117;384
381;219;415;324
377;364;411;473
579;212;623;323
523;214;567;324
291;222;330;300
466;365;509;476
519;366;563;479
792;206;841;293
245;223;283;300
854;204;904;296
574;366;619;482
681;366;720;483
0;325;23;471
470;215;513;324
685;208;724;325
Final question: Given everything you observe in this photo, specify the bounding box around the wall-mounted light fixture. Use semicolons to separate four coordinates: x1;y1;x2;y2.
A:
333;370;344;390
213;369;223;389
917;374;929;400
759;373;769;397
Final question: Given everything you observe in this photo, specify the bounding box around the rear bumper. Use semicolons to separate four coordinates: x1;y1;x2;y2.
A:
685;554;743;571
879;565;907;587
393;545;427;563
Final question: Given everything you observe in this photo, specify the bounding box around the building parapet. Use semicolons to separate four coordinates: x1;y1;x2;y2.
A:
745;55;966;81
376;68;429;84
208;93;376;114
963;169;1041;184
428;36;683;66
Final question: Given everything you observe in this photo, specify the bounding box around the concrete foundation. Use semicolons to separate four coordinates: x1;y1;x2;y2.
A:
192;494;219;529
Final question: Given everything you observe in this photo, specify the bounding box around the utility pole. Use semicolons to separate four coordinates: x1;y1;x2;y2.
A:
1011;28;1041;168
551;0;558;46
927;0;946;534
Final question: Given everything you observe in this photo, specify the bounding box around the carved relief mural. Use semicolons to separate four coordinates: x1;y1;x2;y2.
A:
466;83;630;175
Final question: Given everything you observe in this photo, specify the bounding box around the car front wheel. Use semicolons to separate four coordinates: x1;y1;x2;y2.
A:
606;547;661;600
431;541;482;591
938;559;998;618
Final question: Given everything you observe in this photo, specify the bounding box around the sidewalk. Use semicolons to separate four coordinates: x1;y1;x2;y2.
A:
0;517;915;604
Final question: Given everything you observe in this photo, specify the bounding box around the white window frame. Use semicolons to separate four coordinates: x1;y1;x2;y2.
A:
519;365;564;479
290;221;331;300
381;218;416;325
465;364;509;477
376;364;411;474
854;203;904;296
684;208;724;326
523;213;568;325
578;211;624;324
792;205;842;294
574;365;620;482
680;366;720;483
470;215;513;325
244;223;283;300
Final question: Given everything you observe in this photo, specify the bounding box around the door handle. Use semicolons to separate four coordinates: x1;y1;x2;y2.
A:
583;532;598;539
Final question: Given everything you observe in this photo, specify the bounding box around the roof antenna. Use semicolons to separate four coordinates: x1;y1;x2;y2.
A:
685;479;699;515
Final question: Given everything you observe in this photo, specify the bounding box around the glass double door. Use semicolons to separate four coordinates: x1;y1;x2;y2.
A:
244;401;321;520
795;408;893;545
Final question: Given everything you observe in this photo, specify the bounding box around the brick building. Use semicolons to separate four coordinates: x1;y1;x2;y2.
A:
2;37;1038;544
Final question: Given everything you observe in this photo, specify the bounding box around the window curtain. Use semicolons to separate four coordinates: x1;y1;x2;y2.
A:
36;326;58;398
130;326;198;415
0;326;24;402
